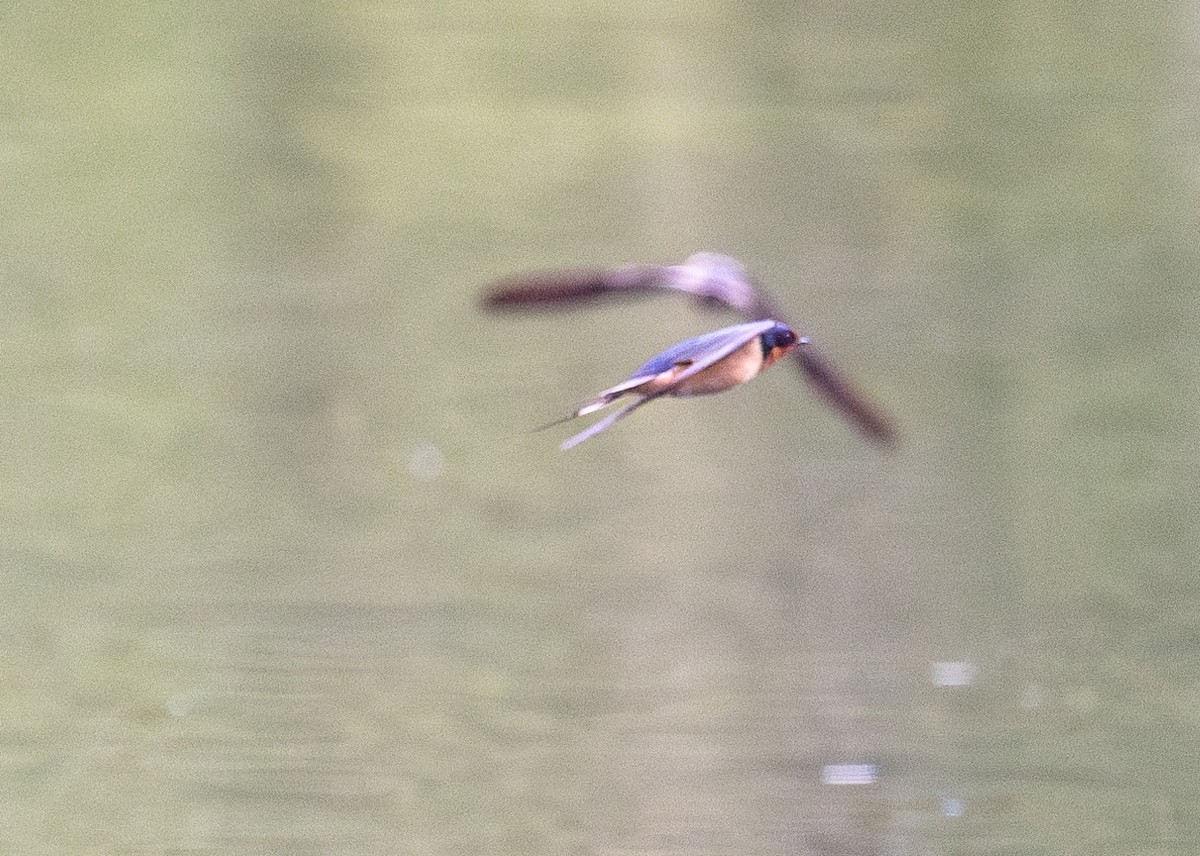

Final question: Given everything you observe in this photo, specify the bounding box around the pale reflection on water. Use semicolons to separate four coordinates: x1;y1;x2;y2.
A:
3;0;1199;853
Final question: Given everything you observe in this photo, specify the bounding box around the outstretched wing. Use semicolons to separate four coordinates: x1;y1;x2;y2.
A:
700;289;898;445
481;265;673;310
793;346;897;446
481;255;763;313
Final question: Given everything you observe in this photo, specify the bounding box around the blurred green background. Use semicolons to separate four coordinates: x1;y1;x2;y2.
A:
3;1;1198;853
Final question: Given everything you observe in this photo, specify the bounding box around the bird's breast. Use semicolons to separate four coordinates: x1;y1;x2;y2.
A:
668;338;764;397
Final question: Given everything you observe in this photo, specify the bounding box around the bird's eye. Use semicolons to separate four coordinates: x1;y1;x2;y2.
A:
775;328;797;348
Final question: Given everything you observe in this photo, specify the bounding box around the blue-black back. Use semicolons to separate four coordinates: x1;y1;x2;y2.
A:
629;320;781;379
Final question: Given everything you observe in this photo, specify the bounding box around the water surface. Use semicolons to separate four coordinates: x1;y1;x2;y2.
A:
2;2;1198;853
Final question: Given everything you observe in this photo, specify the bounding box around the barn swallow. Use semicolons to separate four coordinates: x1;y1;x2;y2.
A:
483;252;897;446
550;319;802;450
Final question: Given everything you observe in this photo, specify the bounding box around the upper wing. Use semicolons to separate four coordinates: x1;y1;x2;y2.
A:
481;255;761;313
480;265;673;310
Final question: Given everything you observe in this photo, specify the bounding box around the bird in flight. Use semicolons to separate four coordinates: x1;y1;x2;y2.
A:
482;252;897;446
545;319;802;450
